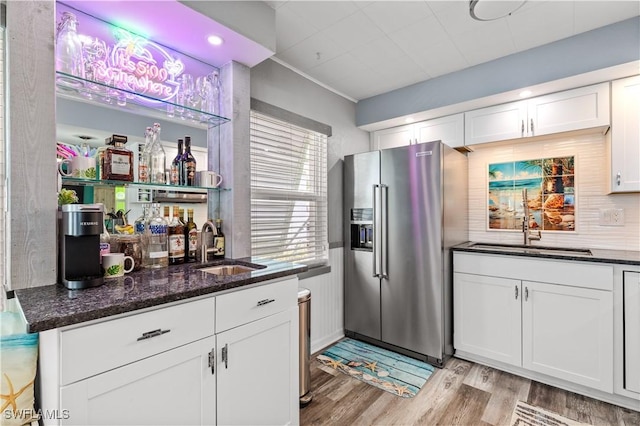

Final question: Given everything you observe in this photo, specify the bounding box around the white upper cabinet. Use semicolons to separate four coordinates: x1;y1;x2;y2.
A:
371;113;464;150
465;83;610;146
464;101;528;145
371;123;414;151
610;75;640;193
414;113;464;148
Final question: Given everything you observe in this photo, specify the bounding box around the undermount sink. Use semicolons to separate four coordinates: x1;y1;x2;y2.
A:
198;265;258;276
469;243;592;257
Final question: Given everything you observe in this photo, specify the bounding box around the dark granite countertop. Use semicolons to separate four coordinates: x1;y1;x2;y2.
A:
15;258;307;333
452;241;640;266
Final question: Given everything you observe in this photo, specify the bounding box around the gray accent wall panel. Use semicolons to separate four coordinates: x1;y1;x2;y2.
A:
356;17;640;127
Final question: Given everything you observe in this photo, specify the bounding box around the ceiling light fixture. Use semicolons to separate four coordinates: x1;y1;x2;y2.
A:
207;35;224;46
469;0;526;21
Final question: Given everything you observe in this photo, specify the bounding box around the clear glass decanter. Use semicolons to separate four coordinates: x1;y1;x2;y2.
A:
55;12;85;88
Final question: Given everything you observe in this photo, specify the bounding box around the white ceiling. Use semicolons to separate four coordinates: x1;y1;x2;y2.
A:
264;1;640;102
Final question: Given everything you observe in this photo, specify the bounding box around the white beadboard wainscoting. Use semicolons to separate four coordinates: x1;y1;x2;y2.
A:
468;132;640;251
299;247;344;354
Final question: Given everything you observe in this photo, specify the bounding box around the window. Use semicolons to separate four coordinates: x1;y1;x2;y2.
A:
250;108;328;266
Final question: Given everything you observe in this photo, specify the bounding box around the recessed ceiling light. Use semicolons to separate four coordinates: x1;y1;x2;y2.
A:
469;0;527;21
207;35;224;46
405;117;415;124
519;90;532;98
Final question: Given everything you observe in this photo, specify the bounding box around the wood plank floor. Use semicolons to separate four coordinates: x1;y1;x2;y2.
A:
301;353;640;425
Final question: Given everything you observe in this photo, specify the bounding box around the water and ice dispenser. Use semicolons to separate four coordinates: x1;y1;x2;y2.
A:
350;208;373;251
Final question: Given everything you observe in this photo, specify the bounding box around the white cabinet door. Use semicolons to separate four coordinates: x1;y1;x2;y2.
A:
624;271;640;393
611;75;640;193
216;308;298;426
414;113;464;148
371;124;414;151
464;101;527;146
453;273;521;366
522;281;613;392
528;83;610;137
60;336;216;426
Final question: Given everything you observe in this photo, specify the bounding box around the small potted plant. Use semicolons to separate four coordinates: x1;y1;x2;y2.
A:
57;188;79;206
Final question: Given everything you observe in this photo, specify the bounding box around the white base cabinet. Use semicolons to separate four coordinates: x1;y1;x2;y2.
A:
454;252;614;395
217;309;298;426
521;280;613;391
39;276;299;426
60;337;216;426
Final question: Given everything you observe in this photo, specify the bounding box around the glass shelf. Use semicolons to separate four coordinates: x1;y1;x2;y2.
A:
56;71;230;129
61;176;230;192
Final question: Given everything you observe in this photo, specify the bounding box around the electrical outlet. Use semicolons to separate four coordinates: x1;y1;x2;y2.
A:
599;208;625;226
611;208;624;225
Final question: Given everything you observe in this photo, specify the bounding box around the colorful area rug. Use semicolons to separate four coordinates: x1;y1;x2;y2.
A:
317;338;435;398
510;401;589;426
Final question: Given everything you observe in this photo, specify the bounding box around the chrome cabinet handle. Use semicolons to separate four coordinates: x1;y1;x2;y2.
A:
222;344;229;369
136;328;170;341
515;285;519;300
530;118;534;135
525;287;529;301
208;349;215;375
521;120;525;136
257;298;275;306
617;172;621;186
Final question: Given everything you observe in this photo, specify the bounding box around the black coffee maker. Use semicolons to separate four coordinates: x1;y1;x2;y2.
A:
58;203;104;289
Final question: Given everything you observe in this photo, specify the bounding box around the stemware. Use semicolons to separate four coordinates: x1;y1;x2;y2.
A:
177;74;194;119
81;37;108;99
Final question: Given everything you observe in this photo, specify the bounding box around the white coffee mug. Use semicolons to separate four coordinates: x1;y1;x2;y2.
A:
59;156;97;179
102;253;135;278
196;171;223;188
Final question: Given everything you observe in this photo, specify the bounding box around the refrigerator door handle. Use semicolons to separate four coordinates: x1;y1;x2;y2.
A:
372;184;381;277
380;184;388;279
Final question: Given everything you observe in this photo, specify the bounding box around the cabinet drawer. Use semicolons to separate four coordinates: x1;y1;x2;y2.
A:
61;297;215;385
216;277;298;333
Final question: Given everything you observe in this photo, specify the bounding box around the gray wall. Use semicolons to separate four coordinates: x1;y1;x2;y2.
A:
356;16;640;127
250;59;370;245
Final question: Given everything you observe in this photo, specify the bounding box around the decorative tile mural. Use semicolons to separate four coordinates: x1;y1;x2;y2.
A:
488;156;575;231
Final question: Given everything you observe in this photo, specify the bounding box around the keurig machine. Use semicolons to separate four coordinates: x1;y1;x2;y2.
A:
58;203;104;289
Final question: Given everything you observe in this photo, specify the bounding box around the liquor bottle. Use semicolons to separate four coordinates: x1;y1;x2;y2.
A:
178;208;186;226
100;208;110;263
149;123;166;184
170;139;183;185
180;136;197;186
138;127;153;183
144;203;168;268
168;205;185;265
101;134;134;181
213;218;225;259
163;205;170;224
184;208;198;262
134;204;150;234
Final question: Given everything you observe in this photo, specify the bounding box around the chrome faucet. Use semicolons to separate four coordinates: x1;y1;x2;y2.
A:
522;188;541;246
200;220;217;263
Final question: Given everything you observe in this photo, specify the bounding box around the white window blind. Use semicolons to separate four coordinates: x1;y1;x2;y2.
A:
250;110;328;266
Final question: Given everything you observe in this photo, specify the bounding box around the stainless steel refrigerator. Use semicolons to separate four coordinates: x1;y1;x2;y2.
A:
344;141;468;367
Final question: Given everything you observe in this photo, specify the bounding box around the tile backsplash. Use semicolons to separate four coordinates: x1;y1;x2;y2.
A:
467;132;640;251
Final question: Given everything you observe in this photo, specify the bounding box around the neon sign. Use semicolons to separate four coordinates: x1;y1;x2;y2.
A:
57;3;216;106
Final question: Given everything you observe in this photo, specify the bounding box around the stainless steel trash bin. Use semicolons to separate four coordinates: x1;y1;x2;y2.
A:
298;288;312;406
